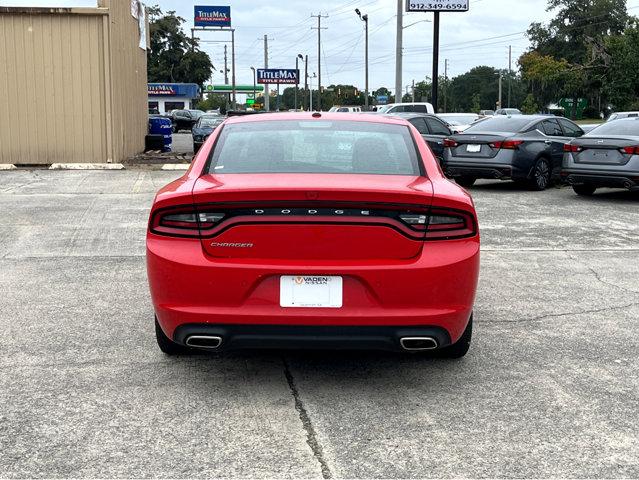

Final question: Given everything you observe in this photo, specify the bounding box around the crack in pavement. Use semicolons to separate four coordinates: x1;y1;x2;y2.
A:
481;301;639;324
282;357;332;479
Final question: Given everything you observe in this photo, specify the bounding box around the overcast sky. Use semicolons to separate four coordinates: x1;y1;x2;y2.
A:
156;0;557;94
4;0;639;95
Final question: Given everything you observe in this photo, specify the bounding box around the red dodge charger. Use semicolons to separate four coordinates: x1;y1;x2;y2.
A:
147;112;480;358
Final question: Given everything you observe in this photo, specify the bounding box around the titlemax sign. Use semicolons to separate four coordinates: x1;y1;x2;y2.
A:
257;69;300;85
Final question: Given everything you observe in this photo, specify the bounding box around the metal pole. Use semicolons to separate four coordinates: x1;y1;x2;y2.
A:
264;35;270;112
224;45;229;109
498;73;502;110
304;55;309;111
231;28;236;109
431;11;440;112
395;0;402;104
251;67;256;105
317;16;321;110
444;58;448;113
295;57;299;111
276;83;280;111
508;45;512;108
364;15;369;111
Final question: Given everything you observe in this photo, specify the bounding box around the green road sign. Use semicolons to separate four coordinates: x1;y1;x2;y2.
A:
246;99;255;105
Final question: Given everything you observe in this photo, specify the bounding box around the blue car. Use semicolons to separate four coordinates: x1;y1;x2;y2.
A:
192;115;225;153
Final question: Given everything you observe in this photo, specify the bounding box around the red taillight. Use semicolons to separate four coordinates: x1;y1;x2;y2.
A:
563;144;582;152
621;146;639;155
490;140;524;150
150;206;225;237
443;138;458;148
400;208;476;240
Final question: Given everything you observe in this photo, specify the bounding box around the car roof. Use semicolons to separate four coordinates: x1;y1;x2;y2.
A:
223;111;411;126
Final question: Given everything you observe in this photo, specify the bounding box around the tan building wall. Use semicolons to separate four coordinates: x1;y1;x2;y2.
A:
0;3;147;164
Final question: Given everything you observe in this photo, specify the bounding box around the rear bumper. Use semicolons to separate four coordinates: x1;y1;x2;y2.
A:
147;235;480;344
445;161;521;180
173;323;453;352
561;169;639;189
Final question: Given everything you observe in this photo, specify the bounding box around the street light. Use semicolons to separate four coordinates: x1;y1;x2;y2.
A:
295;53;303;111
250;66;256;108
355;8;369;111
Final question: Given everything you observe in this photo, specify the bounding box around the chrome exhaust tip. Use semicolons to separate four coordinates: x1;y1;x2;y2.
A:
185;335;222;349
400;337;438;351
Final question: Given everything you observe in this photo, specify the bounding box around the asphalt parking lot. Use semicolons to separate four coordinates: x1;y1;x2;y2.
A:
0;170;637;478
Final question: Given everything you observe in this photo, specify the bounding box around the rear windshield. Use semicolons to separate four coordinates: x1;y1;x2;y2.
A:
587;120;639;136
209;120;420;175
464;116;532;133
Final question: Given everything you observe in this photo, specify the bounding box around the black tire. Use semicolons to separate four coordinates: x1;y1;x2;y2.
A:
573;184;596;196
528;157;551;191
155;317;191;355
456;176;477;188
439;314;473;359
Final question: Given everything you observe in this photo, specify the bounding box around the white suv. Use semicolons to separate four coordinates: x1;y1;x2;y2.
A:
376;102;435;114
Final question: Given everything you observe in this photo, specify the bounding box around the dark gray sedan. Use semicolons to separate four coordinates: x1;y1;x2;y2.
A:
384;112;452;166
562;117;639;195
443;115;584;190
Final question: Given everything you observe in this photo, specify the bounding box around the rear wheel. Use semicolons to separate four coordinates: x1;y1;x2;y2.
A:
528;157;551;191
439;315;473;359
155;317;191;355
573;184;596;196
456;176;476;188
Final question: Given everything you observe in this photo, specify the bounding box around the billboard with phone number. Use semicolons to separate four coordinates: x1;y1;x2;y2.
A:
406;1;469;12
194;6;231;27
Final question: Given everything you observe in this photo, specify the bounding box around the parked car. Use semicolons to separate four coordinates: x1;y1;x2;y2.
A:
562;117;639;195
328;106;363;112
495;108;522;116
386;112;452;165
147;112;479;357
606;111;639;122
192;115;225;153
437;113;482;133
376;102;435;114
479;110;495;117
443;115;584;189
170;109;204;133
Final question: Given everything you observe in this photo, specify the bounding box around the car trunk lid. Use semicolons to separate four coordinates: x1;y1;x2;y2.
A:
192;173;433;260
448;133;509;159
570;136;636;165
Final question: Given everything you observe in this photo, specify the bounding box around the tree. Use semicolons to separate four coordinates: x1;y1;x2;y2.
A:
196;94;227;113
449;66;500;112
523;0;629;116
147;6;213;86
603;23;639;110
520;94;540;114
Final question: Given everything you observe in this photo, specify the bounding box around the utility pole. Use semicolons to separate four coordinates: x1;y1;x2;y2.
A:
411;79;415;102
498;73;503;110
444;58;448;113
395;0;403;104
264;35;270;112
508;45;512;108
356;9;369;110
311;14;328;111
431;11;440;112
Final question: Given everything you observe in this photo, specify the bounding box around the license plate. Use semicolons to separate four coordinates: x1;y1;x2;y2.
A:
466;144;481;153
280;276;343;308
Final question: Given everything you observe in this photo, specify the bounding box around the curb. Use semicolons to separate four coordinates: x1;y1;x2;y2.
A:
0;164;17;170
49;163;125;170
